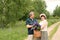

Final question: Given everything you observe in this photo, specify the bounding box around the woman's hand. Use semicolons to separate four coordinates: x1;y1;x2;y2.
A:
41;21;48;30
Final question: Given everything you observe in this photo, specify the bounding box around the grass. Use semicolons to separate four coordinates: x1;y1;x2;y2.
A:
47;18;60;27
0;21;27;40
0;19;60;40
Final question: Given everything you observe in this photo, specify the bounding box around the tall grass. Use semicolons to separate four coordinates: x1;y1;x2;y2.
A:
47;19;60;27
0;21;27;40
0;19;60;40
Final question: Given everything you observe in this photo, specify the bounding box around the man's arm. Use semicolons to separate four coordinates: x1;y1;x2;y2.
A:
26;25;33;28
26;19;33;28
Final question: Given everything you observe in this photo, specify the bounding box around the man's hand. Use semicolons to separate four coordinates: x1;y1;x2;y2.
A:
26;25;33;28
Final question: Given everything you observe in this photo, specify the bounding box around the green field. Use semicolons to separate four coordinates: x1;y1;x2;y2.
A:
0;21;27;40
0;19;60;40
0;0;60;40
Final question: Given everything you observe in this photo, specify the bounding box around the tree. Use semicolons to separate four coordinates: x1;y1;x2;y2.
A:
44;10;50;19
0;0;47;28
33;0;46;13
53;6;60;17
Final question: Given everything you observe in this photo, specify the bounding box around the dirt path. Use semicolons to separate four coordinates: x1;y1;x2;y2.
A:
48;22;60;36
51;24;60;40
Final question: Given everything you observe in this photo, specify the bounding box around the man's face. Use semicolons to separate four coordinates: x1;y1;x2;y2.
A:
30;12;35;18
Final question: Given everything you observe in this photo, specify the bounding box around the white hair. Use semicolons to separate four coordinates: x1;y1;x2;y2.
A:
29;12;34;17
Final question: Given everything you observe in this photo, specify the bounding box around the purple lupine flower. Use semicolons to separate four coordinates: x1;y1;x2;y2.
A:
31;21;41;30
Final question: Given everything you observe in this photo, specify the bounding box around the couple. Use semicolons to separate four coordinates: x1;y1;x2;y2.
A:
26;11;48;40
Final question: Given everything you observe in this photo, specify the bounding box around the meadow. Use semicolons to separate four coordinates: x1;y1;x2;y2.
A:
0;18;60;40
0;0;60;40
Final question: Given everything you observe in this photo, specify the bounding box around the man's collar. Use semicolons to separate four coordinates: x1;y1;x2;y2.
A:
29;18;34;21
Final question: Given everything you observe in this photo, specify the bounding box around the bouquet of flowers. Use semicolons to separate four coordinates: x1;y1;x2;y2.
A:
31;22;41;31
32;22;41;38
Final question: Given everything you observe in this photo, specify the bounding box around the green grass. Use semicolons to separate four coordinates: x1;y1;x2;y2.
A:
0;19;60;40
47;19;60;27
0;21;27;40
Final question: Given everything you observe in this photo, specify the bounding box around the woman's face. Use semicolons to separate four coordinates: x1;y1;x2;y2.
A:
41;17;45;21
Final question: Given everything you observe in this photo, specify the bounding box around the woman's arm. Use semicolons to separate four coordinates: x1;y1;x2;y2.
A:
41;21;48;30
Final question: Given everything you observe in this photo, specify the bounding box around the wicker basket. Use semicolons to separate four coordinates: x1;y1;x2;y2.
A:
34;30;41;38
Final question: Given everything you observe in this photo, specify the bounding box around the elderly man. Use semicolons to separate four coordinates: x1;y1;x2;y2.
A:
26;11;37;40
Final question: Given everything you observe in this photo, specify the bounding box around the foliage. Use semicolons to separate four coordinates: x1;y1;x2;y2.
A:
44;10;50;19
0;0;47;27
53;6;60;17
33;0;46;13
0;19;60;40
0;21;27;40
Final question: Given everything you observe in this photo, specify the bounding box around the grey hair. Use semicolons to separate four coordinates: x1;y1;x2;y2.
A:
29;11;34;17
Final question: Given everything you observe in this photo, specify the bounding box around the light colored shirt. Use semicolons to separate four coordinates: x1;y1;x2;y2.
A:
39;20;48;31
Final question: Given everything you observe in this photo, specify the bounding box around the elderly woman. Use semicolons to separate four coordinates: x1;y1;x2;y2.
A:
39;13;48;40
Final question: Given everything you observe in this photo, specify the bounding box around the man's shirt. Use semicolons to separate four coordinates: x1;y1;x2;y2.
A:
26;18;37;35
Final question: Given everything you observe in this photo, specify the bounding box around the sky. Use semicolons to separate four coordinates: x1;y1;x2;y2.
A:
45;0;60;14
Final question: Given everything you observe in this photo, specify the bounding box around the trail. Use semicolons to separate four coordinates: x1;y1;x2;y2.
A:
48;22;60;36
51;24;60;40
